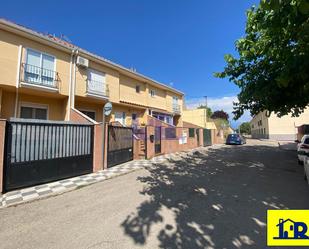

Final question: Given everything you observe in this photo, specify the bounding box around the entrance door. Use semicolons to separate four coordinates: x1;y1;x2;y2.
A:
154;126;161;154
203;129;212;146
196;128;200;145
107;125;133;167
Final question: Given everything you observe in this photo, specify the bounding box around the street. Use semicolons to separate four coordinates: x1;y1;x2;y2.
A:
0;139;309;249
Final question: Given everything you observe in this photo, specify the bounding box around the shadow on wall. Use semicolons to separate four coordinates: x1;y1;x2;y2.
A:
121;144;309;248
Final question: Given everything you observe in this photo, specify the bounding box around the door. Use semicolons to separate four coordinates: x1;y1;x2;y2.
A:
196;128;200;145
4;120;94;192
155;126;161;154
107;125;133;167
203;129;212;146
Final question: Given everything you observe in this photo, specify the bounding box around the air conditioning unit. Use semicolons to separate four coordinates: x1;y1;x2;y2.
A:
76;56;89;68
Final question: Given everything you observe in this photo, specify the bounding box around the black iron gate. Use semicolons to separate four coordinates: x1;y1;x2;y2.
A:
154;126;161;154
107;125;133;168
203;129;212;146
196;128;200;145
3;119;94;192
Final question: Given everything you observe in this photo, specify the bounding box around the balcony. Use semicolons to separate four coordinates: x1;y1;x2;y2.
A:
172;104;181;115
86;79;109;99
20;63;59;91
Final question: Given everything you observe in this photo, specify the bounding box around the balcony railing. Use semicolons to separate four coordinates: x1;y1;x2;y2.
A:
87;79;109;98
172;104;181;114
21;63;59;89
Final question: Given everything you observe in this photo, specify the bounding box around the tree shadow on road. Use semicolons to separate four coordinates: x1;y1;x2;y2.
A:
121;144;309;248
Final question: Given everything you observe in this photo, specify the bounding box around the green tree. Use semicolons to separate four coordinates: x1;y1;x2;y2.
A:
197;105;213;117
239;122;251;134
215;0;309;120
211;110;229;120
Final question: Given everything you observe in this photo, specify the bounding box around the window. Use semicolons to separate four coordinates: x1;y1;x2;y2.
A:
20;105;48;120
136;85;140;93
132;113;137;121
165;128;176;139
165;116;173;125
150;90;155;97
87;69;106;94
115;112;126;125
173;96;178;104
25;49;55;86
189;128;195;138
80;110;96;120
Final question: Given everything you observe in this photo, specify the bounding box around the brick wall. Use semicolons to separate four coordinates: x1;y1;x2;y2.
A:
145;126;203;159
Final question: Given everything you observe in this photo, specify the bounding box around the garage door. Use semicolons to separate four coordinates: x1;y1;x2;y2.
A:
3;119;94;192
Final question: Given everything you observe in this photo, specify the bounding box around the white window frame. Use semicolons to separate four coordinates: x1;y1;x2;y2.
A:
25;48;57;74
87;69;106;83
150;89;155;97
87;69;106;95
115;112;126;126
173;96;178;104
19;102;49;120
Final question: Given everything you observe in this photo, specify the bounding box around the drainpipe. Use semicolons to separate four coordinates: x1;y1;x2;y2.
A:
68;50;74;120
71;49;79;109
14;45;22;118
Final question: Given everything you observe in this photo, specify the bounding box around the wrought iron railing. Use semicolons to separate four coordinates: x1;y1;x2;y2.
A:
87;79;109;97
21;63;59;88
172;104;181;114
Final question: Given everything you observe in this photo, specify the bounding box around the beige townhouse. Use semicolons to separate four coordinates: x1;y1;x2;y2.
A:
251;109;309;141
0;19;184;127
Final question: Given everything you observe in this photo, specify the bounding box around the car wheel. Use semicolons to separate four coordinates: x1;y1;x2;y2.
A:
298;159;303;165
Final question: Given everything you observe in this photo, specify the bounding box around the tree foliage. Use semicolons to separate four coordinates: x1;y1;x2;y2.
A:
211;110;229;120
239;122;251;134
197;105;213;117
215;0;309;120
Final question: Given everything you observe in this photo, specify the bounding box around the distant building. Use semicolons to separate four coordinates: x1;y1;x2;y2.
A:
182;108;217;129
250;109;309;141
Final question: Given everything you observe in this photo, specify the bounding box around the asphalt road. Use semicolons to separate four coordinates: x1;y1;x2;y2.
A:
0;139;309;249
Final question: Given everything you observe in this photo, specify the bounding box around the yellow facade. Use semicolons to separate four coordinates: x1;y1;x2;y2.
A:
0;19;184;126
182;109;207;128
251;109;309;140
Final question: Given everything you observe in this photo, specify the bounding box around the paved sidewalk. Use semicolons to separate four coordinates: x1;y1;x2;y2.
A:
0;159;151;208
0;148;206;208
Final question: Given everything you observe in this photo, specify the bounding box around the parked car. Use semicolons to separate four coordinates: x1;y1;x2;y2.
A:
303;155;309;183
226;134;246;145
297;135;309;165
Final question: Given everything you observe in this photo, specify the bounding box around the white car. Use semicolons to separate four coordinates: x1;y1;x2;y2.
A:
304;157;309;183
297;135;309;165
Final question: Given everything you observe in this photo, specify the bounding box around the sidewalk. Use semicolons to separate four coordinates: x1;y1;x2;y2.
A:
0;147;209;208
0;160;151;208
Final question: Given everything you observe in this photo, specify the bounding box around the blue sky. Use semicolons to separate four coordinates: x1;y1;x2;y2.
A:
1;0;259;127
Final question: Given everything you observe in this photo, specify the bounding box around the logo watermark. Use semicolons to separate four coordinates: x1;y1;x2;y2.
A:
267;210;309;246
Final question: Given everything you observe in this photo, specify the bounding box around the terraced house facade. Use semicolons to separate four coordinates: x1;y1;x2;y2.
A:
0;19;184;127
0;19;212;193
